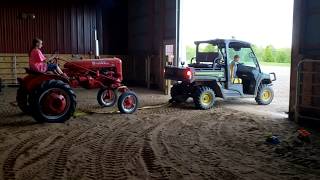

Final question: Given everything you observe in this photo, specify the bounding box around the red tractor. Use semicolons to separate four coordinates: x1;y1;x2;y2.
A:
17;57;138;123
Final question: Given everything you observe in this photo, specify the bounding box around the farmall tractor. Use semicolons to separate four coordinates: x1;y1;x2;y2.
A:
17;57;138;123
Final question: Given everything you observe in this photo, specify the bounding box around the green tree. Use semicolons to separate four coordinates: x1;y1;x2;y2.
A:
274;48;291;63
252;44;263;61
186;45;196;64
202;44;217;52
262;45;275;62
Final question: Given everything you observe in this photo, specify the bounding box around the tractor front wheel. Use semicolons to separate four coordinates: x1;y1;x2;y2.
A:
118;91;138;114
97;88;117;107
193;86;215;110
29;80;76;123
16;87;31;114
255;84;274;105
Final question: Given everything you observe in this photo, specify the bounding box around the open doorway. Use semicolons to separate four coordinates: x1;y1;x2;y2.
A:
179;0;294;117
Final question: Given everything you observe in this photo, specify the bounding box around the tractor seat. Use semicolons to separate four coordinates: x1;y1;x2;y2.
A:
25;68;44;75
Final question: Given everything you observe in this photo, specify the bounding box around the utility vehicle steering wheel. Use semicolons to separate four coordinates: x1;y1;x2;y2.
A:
190;57;196;64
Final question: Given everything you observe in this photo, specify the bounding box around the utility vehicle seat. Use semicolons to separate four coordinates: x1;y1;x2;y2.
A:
189;63;213;68
188;52;222;68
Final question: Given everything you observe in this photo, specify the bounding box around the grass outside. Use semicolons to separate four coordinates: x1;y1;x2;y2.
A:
259;62;291;67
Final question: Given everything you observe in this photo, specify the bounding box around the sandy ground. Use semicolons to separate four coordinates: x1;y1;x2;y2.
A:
0;66;320;180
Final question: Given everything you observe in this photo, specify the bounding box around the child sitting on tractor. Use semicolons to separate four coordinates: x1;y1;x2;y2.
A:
29;38;66;76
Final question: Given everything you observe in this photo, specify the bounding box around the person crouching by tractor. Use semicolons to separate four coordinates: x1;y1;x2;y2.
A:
29;38;66;77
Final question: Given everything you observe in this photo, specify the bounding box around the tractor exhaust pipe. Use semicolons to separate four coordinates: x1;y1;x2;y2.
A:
94;29;100;59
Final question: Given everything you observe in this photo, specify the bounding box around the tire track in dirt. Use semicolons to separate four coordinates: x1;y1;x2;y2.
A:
198;111;256;179
84;120;130;180
2;133;50;180
150;117;194;179
141;139;169;180
101;132;128;180
124;122;160;160
191;111;246;179
18;147;54;170
157;110;239;179
44;126;95;180
85;129;112;180
141;106;179;116
17;160;48;180
98;121;160;180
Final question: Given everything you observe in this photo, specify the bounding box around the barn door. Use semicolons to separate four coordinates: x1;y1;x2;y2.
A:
161;40;176;94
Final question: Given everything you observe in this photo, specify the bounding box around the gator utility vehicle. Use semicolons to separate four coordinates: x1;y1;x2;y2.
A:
165;39;276;109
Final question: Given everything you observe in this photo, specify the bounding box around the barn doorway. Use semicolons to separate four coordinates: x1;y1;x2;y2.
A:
179;0;294;117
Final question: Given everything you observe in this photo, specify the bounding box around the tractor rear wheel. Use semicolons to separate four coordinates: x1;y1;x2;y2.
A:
29;80;76;123
255;84;274;105
97;88;117;107
170;83;189;103
193;86;215;110
16;87;31;114
118;91;138;114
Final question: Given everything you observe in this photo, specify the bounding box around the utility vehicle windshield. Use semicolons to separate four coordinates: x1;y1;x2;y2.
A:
228;46;258;68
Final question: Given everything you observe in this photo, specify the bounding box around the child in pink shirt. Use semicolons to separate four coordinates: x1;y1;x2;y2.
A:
29;38;64;75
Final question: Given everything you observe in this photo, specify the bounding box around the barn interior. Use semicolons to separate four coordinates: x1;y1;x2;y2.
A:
0;0;320;179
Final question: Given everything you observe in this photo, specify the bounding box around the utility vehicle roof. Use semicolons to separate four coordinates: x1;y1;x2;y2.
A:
194;39;251;48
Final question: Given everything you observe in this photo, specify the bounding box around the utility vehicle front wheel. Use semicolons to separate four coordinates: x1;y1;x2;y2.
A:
29;80;76;123
193;86;215;110
255;84;274;105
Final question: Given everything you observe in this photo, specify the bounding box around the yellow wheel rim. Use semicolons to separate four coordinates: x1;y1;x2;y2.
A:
201;93;213;105
262;90;271;101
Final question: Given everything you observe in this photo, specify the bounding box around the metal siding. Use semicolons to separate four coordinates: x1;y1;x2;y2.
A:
0;3;102;54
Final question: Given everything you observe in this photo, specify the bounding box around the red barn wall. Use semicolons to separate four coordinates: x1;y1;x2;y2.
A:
0;2;103;54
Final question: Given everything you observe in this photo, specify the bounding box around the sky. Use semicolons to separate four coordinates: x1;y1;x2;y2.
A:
180;0;294;48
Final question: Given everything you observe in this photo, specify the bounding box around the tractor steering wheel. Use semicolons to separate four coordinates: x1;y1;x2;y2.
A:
47;51;59;65
47;57;58;65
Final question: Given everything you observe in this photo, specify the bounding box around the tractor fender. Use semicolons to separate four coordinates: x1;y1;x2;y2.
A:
20;74;69;93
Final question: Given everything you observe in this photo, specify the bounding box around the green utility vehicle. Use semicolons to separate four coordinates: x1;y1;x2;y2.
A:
165;39;276;109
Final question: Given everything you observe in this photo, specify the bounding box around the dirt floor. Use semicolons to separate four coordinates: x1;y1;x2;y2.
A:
0;66;320;180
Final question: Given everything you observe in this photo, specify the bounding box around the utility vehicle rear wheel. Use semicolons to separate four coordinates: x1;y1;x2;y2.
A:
193;86;215;110
16;87;31;114
97;88;117;107
255;84;274;105
118;91;138;114
29;80;76;123
170;83;188;103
